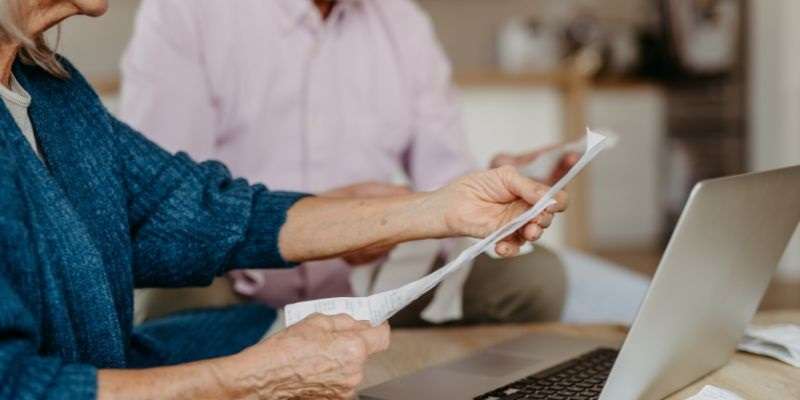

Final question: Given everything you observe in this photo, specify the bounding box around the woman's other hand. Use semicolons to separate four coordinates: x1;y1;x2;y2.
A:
428;165;568;257
217;314;390;399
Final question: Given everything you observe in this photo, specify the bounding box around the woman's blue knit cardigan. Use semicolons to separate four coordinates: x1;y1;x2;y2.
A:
0;58;307;399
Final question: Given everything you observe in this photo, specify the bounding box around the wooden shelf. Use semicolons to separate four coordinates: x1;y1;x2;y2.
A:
454;70;660;91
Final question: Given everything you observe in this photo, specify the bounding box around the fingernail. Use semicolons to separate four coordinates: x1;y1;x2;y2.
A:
498;244;508;255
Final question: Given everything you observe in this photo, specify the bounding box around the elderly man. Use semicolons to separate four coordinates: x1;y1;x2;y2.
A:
120;0;640;326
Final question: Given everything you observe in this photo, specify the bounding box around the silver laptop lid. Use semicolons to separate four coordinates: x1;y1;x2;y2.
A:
600;166;800;400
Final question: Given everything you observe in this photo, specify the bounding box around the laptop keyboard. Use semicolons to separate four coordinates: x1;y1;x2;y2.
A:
474;348;618;400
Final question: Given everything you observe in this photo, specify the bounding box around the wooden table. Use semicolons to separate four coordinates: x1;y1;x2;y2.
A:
363;310;800;399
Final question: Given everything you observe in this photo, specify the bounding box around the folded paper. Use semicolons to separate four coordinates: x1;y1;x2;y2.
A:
285;129;609;327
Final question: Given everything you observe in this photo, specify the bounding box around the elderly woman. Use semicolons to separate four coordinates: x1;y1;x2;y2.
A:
0;0;566;399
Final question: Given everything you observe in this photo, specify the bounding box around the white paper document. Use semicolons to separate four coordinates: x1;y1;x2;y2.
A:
738;324;800;368
366;239;474;323
521;131;618;181
284;129;609;327
687;385;745;400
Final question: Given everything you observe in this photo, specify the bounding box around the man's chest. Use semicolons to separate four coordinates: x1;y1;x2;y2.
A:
202;20;415;154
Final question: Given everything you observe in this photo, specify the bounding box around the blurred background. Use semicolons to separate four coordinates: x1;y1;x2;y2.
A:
56;0;799;310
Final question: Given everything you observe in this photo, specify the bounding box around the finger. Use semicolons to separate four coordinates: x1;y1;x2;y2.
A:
495;241;519;257
522;222;544;241
330;314;372;332
497;165;552;206
301;313;337;331
305;313;363;332
534;212;554;228
548;153;579;183
565;152;580;166
353;323;391;355
496;233;525;257
547;191;569;213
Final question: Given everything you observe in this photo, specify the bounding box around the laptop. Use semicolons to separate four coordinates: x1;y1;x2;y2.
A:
361;165;800;400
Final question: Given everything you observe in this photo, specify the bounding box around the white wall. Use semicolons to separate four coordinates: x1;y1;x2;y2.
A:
749;0;800;280
50;0;140;78
587;88;665;249
459;86;665;250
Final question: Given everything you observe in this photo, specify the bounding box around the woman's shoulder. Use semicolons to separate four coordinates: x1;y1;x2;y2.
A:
13;55;102;104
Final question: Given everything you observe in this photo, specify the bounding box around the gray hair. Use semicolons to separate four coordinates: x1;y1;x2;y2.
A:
0;0;67;78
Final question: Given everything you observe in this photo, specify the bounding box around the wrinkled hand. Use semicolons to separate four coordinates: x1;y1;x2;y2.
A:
221;314;390;400
427;166;568;257
491;146;579;185
323;182;412;266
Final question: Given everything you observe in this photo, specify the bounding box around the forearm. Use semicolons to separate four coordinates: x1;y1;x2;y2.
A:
278;193;447;263
98;356;247;400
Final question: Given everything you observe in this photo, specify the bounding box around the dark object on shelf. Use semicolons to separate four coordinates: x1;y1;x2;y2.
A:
650;0;748;245
638;0;741;82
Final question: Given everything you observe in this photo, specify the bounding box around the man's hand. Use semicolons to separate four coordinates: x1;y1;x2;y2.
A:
491;146;580;185
426;166;568;257
323;182;412;266
218;314;390;399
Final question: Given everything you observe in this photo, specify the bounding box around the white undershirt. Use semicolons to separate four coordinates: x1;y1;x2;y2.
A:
0;74;40;159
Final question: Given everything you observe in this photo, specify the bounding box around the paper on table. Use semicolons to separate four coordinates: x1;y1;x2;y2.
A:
686;385;745;400
284;129;608;327
738;324;800;368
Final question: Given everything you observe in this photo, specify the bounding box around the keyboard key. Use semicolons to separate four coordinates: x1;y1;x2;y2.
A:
473;348;618;400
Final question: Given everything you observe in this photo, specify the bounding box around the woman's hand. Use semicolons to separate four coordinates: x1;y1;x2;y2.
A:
97;314;388;400
216;314;390;399
426;165;568;257
279;167;567;263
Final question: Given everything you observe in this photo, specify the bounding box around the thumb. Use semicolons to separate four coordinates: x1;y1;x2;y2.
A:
497;165;551;206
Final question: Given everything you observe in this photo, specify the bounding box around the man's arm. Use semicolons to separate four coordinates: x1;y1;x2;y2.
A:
398;1;477;192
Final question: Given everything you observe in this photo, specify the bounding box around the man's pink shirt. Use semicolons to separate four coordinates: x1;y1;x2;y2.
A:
120;0;475;307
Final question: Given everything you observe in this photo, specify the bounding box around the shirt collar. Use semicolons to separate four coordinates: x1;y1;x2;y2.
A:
0;74;31;108
276;0;363;34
